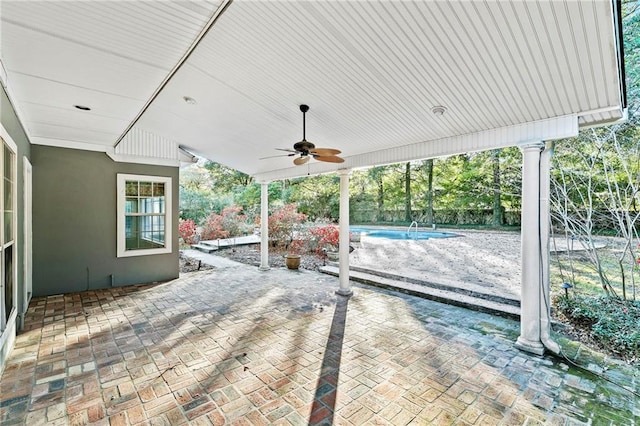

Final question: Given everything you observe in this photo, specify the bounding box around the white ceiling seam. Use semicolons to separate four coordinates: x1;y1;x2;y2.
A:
113;0;232;149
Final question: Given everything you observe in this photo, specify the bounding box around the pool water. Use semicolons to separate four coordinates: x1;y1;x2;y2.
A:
350;227;458;240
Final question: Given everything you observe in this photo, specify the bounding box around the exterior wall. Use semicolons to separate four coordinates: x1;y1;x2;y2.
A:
0;85;31;373
32;145;179;296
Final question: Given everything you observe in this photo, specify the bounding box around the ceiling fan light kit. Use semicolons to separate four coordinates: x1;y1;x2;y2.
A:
265;104;344;166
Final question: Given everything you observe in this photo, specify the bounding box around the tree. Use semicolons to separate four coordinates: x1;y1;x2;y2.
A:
204;161;253;193
404;162;412;222
368;166;386;222
549;2;640;300
492;149;503;226
425;159;434;225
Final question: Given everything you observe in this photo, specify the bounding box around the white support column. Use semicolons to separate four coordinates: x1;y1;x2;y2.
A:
336;169;353;296
516;142;545;355
259;182;270;271
539;142;560;354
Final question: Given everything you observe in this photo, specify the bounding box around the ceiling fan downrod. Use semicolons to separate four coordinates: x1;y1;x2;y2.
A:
294;104;315;153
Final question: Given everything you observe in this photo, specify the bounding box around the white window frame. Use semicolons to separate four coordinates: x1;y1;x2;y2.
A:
0;124;17;334
117;174;172;258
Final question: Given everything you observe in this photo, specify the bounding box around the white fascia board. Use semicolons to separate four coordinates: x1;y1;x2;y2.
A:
253;114;579;182
30;137;180;166
0;58;7;89
579;107;628;130
0;64;35;145
107;152;180;167
30;137;110;152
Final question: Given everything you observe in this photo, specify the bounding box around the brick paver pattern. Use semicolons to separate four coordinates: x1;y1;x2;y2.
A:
1;262;638;425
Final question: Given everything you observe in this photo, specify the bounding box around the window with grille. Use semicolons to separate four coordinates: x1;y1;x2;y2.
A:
117;174;172;257
0;135;16;332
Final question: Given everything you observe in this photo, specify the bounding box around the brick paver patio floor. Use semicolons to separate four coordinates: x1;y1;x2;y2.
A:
1;259;638;425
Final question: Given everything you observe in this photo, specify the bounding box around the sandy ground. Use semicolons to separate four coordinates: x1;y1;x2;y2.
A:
349;229;523;300
193;228;620;303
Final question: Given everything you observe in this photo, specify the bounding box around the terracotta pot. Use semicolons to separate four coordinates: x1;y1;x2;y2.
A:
284;254;301;269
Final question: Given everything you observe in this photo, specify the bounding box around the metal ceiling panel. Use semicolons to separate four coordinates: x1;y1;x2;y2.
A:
138;0;623;178
1;0;224;147
1;0;625;178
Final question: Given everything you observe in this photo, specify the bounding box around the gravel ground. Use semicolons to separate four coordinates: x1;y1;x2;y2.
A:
212;245;326;270
179;253;216;272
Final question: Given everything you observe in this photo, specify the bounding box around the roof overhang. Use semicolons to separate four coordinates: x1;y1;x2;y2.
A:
1;0;626;180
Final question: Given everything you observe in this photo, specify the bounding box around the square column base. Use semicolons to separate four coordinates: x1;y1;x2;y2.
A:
335;289;353;297
515;337;545;356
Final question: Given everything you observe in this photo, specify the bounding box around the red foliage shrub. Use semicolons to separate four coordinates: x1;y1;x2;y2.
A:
178;219;197;245
266;204;306;250
201;206;248;240
287;238;306;255
310;225;340;253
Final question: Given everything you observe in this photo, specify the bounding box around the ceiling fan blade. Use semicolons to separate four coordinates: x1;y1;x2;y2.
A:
310;148;341;156
259;153;295;160
314;155;345;163
293;156;310;166
276;148;298;153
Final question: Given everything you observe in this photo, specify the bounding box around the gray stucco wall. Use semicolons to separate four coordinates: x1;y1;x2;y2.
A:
32;145;179;296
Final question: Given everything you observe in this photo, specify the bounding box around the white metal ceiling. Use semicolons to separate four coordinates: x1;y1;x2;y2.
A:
1;0;625;180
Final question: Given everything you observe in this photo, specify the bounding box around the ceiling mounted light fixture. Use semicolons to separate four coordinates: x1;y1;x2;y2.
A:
74;105;91;111
183;96;197;105
432;106;447;116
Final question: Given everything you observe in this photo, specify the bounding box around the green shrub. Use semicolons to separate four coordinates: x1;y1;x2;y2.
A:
556;294;640;361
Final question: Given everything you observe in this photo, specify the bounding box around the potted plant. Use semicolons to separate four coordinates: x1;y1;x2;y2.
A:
284;239;304;270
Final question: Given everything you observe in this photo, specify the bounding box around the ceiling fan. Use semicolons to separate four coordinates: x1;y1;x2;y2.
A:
263;104;344;166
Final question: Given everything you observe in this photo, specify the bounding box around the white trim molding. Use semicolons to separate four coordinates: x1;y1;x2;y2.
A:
108;128;181;167
253;114;579;182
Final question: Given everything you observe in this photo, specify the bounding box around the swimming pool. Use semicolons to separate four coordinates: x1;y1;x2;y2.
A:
350;227;458;240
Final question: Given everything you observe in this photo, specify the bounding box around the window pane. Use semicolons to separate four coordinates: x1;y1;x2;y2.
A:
4;212;12;242
125;198;138;214
139;182;152;197
139;198;149;214
4;177;12;244
4;145;13;181
4;245;13;322
152;197;163;214
125;181;138;196
154;183;164;197
125;216;133;238
4;178;12;208
125;216;165;250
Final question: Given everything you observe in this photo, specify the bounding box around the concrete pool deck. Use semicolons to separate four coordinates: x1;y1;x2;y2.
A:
1;257;638;425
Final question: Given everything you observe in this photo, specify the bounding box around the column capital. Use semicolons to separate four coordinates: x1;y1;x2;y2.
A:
257;180;271;185
336;168;352;177
518;141;545;152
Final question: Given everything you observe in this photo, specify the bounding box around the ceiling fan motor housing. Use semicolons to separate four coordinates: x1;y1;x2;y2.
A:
293;140;315;154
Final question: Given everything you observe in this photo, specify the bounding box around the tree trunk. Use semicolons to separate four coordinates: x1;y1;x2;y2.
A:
405;162;412;222
492;149;503;227
376;172;384;222
424;159;434;226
